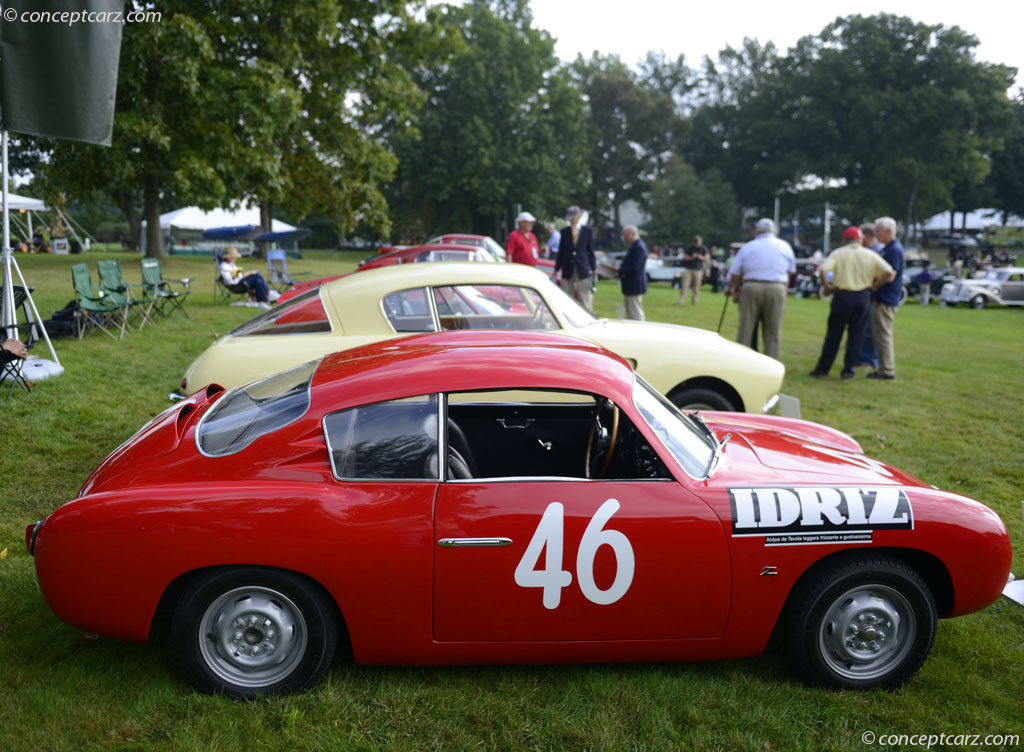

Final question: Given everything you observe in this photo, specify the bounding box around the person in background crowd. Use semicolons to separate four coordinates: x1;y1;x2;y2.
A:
676;235;709;305
916;263;933;305
723;218;796;361
544;223;560;259
219;247;275;306
810;226;895;381
506;211;539;266
855;222;882;370
869;216;905;380
618;225;648;321
556;206;597;313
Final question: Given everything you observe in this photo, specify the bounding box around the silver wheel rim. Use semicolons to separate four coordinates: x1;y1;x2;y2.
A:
817;584;916;681
198;585;307;689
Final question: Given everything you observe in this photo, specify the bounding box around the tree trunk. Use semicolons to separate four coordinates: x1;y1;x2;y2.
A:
903;178;919;239
258;199;273;258
144;175;163;259
121;191;142;251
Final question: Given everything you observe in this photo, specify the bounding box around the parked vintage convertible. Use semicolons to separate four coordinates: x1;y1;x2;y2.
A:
29;331;1011;697
181;263;785;413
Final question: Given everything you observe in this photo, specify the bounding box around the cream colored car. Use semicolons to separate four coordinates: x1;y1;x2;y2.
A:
182;263;784;412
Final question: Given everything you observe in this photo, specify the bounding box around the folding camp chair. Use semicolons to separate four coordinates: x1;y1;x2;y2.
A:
97;259;152;330
71;263;129;339
0;348;31;401
140;257;191;319
213;250;254;304
266;248;314;292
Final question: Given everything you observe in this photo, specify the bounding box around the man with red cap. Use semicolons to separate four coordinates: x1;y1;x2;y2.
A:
810;226;896;381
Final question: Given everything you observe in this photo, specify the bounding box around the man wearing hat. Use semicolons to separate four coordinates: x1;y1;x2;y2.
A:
506;211;540;266
556;206;597;313
219;247;274;305
723;218;796;360
810;226;895;380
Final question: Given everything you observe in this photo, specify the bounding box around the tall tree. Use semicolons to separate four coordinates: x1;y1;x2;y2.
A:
388;0;587;239
643;157;738;246
784;14;1015;227
987;95;1024;221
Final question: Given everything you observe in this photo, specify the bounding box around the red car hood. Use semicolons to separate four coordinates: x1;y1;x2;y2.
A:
701;412;924;487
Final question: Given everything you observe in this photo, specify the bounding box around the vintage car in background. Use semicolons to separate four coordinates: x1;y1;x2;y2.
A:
181;263;785;413
939;267;1024;309
358;243;499;270
30;331;1012;697
427;232;557;278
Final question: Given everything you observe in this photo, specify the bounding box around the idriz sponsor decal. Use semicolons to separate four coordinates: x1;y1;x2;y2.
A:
729;487;912;546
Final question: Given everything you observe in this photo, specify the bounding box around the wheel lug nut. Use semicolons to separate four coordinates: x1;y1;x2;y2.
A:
232;631;243;643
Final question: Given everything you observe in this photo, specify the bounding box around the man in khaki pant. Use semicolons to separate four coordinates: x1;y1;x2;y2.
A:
868;217;905;380
676;235;709;305
723;219;796;361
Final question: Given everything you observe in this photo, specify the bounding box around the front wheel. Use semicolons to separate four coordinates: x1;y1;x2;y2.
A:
971;294;987;310
172;567;338;697
784;556;936;690
669;386;736;412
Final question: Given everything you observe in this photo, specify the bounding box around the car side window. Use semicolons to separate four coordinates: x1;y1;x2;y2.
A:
382;288;436;333
435;285;558;331
323;395;439;480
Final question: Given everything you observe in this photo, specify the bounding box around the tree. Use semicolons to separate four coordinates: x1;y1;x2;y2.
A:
987;94;1024;221
784;14;1016;227
643;157;738;246
387;0;587;239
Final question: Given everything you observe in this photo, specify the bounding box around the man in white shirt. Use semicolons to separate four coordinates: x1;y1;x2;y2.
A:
723;218;796;360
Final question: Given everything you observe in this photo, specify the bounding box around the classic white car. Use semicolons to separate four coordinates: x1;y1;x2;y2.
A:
939;267;1024;309
182;263;785;413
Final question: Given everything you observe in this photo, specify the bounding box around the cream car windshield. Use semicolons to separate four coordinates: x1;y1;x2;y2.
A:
228;289;331;336
632;377;715;478
543;282;598;329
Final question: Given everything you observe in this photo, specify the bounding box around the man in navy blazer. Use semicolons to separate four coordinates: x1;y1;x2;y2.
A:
556;205;597;313
618;225;648;320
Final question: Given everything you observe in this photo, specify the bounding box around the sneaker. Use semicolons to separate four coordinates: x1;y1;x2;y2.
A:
809;369;829;379
867;371;895;380
840;370;855;381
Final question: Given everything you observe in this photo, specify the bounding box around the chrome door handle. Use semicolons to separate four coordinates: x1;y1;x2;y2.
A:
437;537;513;548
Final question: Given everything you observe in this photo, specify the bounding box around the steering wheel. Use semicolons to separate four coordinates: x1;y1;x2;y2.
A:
584;398;620;479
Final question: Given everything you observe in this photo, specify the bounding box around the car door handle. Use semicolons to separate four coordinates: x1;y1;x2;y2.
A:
437;537;513;548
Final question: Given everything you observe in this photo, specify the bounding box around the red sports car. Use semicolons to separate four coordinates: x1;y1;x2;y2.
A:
27;331;1011;697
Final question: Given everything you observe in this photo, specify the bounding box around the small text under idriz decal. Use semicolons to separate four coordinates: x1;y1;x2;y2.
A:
729;487;912;545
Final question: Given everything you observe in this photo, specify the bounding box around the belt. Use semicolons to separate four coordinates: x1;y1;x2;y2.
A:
745;279;786;284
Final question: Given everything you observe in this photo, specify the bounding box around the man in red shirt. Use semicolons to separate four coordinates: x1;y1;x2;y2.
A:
506;211;539;266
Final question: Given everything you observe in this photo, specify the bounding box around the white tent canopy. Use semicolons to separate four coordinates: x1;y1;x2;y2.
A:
2;192;48;212
919;209;1024;232
152;206;297;233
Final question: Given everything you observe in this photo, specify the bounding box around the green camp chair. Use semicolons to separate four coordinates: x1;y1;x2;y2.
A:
71;263;130;340
140;258;190;319
97;259;152;330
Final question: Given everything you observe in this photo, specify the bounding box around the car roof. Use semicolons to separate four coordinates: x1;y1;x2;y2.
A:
309;330;634;411
323;261;552;302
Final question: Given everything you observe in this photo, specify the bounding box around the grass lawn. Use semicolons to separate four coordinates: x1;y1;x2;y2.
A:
1;250;1022;752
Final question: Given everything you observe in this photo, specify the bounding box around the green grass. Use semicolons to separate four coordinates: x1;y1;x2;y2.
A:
1;252;1022;751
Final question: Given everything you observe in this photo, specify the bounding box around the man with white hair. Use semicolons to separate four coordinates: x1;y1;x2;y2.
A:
618;225;648;320
723;218;796;361
506;211;539;266
868;216;905;380
556;206;597;313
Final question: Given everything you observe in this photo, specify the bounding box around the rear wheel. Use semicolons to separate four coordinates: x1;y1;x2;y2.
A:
172;567;338;697
784;556;936;690
668;386;736;412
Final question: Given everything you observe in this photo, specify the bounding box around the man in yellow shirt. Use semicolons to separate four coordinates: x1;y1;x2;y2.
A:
810;226;895;381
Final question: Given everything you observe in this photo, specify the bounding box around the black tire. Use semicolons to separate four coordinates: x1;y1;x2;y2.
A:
970;294;986;310
784;556;936;690
669;386;736;412
172;567;338;697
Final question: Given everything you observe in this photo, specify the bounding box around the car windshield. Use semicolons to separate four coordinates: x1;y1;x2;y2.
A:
984;270;1008;282
228;289;331;336
632;377;716;478
197;360;319;456
541;281;598;328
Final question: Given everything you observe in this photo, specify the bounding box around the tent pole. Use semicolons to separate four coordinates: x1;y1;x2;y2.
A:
1;130;62;368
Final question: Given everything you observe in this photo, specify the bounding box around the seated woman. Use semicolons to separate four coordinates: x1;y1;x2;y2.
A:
219;248;276;304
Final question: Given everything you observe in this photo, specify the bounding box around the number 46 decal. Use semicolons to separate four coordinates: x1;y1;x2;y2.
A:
514;499;634;609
